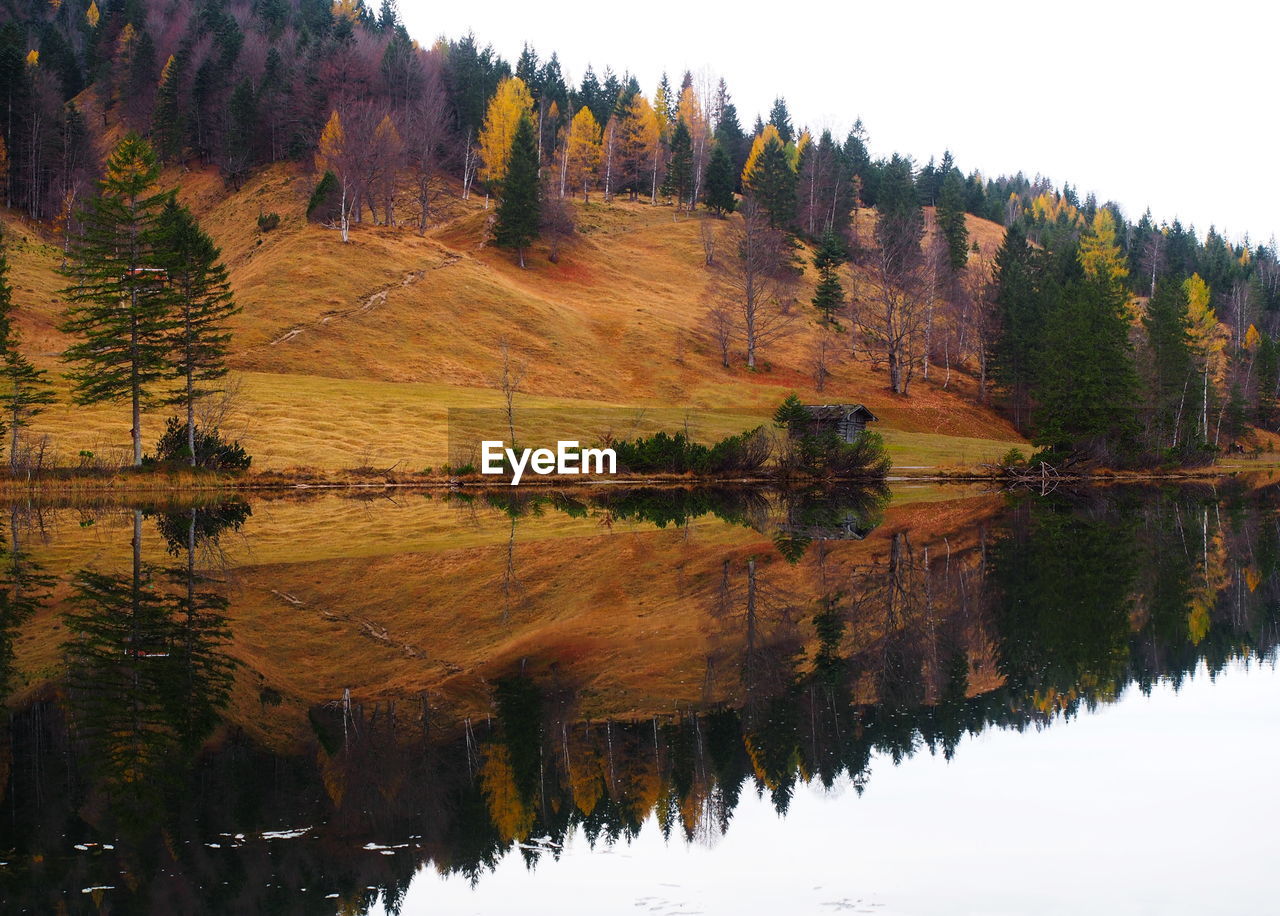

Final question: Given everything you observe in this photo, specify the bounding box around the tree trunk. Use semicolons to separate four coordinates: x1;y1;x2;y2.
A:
130;293;142;466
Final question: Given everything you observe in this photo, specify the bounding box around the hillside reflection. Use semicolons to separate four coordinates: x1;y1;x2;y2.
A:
0;484;1277;912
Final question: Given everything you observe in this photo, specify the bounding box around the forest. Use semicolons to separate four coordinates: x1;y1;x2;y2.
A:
0;0;1277;469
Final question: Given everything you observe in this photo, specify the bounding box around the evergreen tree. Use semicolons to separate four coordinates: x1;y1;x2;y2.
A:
1256;333;1279;426
936;168;969;272
874;154;923;281
154;199;239;466
988;226;1041;428
768;97;793;143
492;115;540;268
702;143;736;216
744;129;796;229
0;228;56;471
223;78;257;187
61;134;174;467
660;120;693;207
1143;276;1196;451
1032;270;1140;460
713;101;748;188
152;53;185;162
811;232;846;325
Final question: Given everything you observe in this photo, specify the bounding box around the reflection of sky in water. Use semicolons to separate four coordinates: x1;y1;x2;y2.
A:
387;659;1280;916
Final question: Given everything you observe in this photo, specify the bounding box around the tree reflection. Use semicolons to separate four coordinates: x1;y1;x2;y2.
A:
3;486;1280;911
62;505;240;834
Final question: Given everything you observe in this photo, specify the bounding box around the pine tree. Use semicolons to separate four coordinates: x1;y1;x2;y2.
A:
743;128;796;229
874;154;923;278
152;53;185;162
936;169;969;272
0;228;56;471
492;115;540;268
1032;270;1139;460
702;143;736;216
1143;276;1195;450
811;232;846;325
768;97;793;144
988;226;1041;428
660;120;693;207
61;134;174;467
154;198;239;466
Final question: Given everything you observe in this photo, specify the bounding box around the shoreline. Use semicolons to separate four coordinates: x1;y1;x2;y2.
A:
0;462;1270;496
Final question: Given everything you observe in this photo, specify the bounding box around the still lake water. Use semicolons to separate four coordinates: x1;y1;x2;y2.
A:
0;483;1277;914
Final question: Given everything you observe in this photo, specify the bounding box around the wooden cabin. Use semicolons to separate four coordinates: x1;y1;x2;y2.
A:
798;404;879;443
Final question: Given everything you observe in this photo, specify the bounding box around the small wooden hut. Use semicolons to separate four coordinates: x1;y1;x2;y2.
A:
797;404;879;443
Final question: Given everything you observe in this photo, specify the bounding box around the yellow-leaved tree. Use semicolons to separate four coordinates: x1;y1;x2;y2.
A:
314;110;354;241
1184;272;1230;438
1078;208;1129;287
741;123;783;186
85;0;99;27
24;49;38;67
565;107;601;201
478;76;534;186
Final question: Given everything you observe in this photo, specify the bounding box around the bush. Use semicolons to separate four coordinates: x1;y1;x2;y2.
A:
614;427;771;476
149;417;251;471
257;212;280;232
786;429;891;478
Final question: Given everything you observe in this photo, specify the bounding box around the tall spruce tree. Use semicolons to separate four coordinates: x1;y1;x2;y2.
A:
811;232;846;325
988;226;1041;428
0;228;56;471
1143;276;1196;450
745;130;796;229
154;198;239;466
660;120;693;208
492;114;540;268
61;133;174;466
702;143;736;216
935;169;969;272
767;97;793;143
1032;268;1140;460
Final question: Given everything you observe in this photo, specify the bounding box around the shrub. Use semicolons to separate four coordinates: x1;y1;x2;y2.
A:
613;427;770;476
149;417;251;471
257;212;280;232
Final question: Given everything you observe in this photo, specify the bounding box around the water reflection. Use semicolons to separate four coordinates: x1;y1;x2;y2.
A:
0;484;1277;912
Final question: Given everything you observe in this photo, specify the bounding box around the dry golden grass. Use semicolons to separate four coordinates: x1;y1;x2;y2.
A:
2;161;1026;472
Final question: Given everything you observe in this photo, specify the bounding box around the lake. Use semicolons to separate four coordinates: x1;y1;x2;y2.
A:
0;482;1277;914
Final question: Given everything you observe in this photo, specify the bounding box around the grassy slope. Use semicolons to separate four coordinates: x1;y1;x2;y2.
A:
1;162;1025;470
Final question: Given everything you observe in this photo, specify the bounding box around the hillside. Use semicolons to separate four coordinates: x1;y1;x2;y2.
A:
0;162;1022;471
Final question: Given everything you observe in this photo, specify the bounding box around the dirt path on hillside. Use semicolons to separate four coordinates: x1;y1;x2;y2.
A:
253;250;463;349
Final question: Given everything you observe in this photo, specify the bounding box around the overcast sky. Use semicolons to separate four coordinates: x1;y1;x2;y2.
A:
399;0;1278;245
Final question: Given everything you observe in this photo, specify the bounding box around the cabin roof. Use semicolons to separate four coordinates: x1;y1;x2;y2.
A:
801;404;879;423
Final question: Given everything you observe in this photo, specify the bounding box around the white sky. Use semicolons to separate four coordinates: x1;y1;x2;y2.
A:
399;0;1280;245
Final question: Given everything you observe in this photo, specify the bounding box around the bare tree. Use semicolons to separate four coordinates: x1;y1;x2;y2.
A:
404;57;454;233
497;338;527;445
810;335;834;392
703;303;734;368
710;198;798;369
540;179;575;263
699;218;717;266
